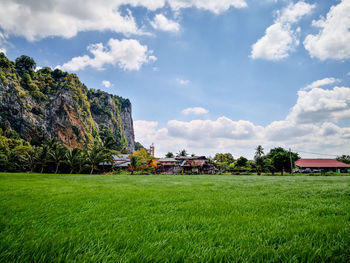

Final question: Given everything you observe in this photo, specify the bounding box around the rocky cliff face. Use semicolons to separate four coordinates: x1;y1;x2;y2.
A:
0;53;135;152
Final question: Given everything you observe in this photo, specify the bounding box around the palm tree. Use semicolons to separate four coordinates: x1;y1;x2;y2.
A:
22;147;40;172
38;144;50;173
255;145;264;159
49;144;67;174
130;155;141;175
254;145;265;176
85;146;109;174
65;148;82;174
177;149;188;157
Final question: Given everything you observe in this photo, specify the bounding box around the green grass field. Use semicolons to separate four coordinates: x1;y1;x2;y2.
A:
1;173;350;262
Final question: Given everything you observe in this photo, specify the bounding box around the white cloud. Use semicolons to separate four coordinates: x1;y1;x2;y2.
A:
57;38;156;71
176;78;190;86
251;23;298;61
102;80;112;88
251;1;315;61
135;84;350;158
182;107;209;115
304;0;350;60
276;1;316;24
0;31;8;54
150;14;180;32
167;0;248;14
304;77;341;90
0;0;247;41
168;117;261;140
287;86;350;124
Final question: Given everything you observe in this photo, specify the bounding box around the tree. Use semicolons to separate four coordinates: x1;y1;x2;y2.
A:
236;156;248;168
336;155;350;164
49;144;67;174
177;149;188;157
130;155;141;175
133;148;150;162
15;55;36;76
165;152;174;158
266;147;299;175
254;145;265;175
65;148;83;174
213;153;235;172
22;147;40;172
38;144;50;173
135;141;145;151
85;145;110;174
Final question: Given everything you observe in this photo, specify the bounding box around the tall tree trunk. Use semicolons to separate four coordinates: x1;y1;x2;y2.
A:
70;168;73;174
55;163;59;174
41;166;44;173
90;167;94;174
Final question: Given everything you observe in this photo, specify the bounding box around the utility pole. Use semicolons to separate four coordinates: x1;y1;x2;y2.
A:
289;148;293;174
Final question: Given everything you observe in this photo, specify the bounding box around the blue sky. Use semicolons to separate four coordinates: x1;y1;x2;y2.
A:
1;0;350;158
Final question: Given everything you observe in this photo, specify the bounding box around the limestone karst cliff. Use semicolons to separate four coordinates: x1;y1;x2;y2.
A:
0;53;135;152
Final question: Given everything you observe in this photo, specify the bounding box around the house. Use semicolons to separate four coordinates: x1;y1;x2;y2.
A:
113;154;131;168
178;156;218;174
157;158;179;174
295;159;350;173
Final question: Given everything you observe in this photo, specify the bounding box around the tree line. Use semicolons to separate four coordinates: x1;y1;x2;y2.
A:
0;128;120;174
212;146;300;175
164;146;301;175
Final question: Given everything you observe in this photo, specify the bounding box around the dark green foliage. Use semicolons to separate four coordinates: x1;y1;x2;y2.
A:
266;147;300;175
135;141;145;151
336;155;350;164
236;156;248;167
254;145;265;175
15;55;36;76
51;68;67;80
130;155;141;174
165;152;174;158
85;143;112;174
0;128;32;172
177;149;188;157
65;148;84;174
99;126;119;150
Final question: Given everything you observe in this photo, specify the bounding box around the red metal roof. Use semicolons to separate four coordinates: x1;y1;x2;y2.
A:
295;159;350;168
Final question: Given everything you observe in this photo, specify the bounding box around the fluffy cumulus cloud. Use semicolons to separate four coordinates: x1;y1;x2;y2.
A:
57;38;157;71
304;0;350;60
304;77;341;90
251;1;315;61
0;32;7;54
135;83;350;158
166;0;247;14
168;118;262;140
287;86;350;124
0;0;247;41
182;107;209;115
150;14;180;32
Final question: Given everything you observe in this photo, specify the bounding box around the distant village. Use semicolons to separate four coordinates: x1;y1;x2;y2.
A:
103;144;350;175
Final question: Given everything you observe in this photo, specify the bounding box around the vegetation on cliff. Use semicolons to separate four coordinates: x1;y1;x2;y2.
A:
0;53;134;152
